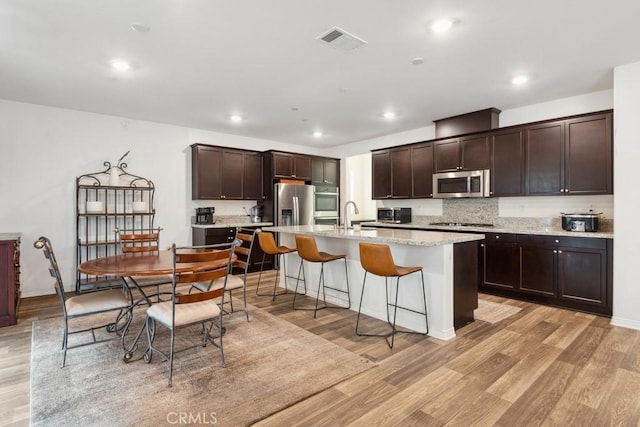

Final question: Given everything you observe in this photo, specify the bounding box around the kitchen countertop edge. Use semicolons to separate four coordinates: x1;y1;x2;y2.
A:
263;225;484;247
192;222;274;229
360;222;613;239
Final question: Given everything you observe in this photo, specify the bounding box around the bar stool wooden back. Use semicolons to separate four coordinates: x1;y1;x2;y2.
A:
294;235;351;318
256;231;297;301
356;242;429;348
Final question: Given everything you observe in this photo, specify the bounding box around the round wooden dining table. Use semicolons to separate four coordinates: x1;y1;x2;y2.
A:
78;250;236;362
77;250;235;277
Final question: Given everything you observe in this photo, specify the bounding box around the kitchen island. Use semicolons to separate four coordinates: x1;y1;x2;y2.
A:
262;225;484;340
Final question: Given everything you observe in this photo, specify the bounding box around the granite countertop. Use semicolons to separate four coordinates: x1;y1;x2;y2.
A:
360;222;614;239
263;225;484;247
192;222;273;228
0;233;22;240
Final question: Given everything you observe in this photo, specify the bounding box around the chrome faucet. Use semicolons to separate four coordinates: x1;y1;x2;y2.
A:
343;201;359;231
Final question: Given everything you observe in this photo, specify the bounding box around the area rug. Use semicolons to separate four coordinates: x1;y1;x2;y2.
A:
30;305;375;426
474;299;522;324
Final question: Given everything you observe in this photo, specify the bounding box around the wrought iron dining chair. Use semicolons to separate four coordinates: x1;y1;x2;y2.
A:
34;236;133;367
144;241;236;386
190;227;256;321
114;226;172;303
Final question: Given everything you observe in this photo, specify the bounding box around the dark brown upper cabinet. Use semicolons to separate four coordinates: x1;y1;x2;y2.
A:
192;144;222;200
243;151;263;200
525;112;612;196
191;144;263;200
525;120;565;195
373;110;612;200
371;147;411;199
272;152;311;180
564;113;612;194
311;156;339;185
491;129;525;196
411;142;434;198
434;135;491;173
220;150;244;200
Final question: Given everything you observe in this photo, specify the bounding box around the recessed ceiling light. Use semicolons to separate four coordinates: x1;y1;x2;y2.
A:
130;22;150;33
290;107;300;111
431;19;453;33
512;75;529;86
110;60;131;72
410;57;424;65
383;111;396;120
313;131;323;138
230;115;243;123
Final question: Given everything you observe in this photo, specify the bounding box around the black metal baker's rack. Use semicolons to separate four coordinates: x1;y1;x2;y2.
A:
75;158;155;292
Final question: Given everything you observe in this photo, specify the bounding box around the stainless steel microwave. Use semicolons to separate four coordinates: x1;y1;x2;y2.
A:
377;207;412;223
432;169;490;198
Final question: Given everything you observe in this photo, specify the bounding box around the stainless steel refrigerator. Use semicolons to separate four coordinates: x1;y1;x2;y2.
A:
274;183;315;227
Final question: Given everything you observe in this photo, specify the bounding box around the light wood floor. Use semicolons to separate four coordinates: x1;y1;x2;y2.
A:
2;271;640;426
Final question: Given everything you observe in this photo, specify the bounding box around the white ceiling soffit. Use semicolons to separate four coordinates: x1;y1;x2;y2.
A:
317;26;367;51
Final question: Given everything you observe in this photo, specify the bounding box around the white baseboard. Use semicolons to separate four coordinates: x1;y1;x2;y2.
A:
610;316;640;331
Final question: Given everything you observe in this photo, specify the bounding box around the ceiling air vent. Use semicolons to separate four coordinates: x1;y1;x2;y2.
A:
317;26;367;51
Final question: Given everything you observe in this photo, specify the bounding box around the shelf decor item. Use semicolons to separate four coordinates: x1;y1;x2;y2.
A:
108;151;129;186
75;153;156;293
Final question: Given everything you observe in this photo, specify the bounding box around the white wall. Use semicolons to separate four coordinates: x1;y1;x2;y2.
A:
0;100;320;297
340;90;615;220
612;61;640;329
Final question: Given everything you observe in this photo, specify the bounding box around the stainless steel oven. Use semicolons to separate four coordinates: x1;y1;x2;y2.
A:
314;185;339;222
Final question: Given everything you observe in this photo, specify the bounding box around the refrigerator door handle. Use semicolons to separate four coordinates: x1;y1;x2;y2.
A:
293;196;299;225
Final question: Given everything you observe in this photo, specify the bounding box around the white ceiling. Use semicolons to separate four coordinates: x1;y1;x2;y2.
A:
1;0;639;147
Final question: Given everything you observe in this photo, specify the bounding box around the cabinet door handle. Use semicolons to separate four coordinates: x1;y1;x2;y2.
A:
555;239;559;243
480;244;485;247
495;235;500;239
553;250;557;253
558;250;563;254
292;174;296;178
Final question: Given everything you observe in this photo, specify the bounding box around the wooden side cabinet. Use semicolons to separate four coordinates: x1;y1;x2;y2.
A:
0;235;20;327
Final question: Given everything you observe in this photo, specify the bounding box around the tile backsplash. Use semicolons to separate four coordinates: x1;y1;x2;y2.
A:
407;196;613;232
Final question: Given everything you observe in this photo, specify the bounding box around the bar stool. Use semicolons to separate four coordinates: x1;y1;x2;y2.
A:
294;235;351;318
256;231;298;301
356;242;428;349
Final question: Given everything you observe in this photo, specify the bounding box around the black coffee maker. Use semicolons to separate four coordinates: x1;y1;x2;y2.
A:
195;207;215;224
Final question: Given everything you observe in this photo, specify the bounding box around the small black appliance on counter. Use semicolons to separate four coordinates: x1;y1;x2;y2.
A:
561;211;601;232
377;207;412;224
195;207;215;224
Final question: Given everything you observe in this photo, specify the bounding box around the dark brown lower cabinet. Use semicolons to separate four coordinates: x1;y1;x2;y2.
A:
0;237;20;327
481;233;519;290
192;226;272;273
454;241;479;329
479;233;612;316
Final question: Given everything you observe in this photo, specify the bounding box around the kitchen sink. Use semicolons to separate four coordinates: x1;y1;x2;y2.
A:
429;222;494;227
